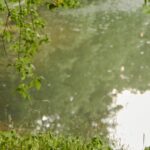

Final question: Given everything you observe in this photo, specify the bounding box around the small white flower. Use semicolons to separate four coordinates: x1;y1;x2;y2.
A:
57;123;61;128
140;32;144;37
112;89;117;95
42;115;48;121
70;96;74;102
92;122;98;128
37;119;42;126
46;124;50;128
120;66;125;72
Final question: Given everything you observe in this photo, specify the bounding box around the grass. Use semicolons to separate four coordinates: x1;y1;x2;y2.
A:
0;131;112;150
0;130;149;149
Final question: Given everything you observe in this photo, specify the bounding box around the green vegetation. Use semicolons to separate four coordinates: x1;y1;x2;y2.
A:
0;131;149;150
143;0;150;12
0;131;112;150
0;0;79;99
46;0;80;9
0;0;49;99
0;0;150;150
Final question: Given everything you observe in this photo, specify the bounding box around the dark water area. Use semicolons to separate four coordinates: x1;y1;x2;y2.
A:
0;0;150;149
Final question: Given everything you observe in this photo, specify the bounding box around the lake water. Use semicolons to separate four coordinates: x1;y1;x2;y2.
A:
0;0;150;149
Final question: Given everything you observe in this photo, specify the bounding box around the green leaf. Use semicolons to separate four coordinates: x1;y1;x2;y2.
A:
35;78;41;90
0;3;4;11
3;31;12;42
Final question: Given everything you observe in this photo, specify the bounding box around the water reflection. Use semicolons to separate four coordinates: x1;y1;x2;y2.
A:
35;114;61;133
0;0;150;149
110;89;150;150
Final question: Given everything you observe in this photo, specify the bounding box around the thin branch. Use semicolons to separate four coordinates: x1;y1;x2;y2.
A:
18;0;22;58
30;9;36;31
1;16;9;55
4;0;11;15
1;0;11;55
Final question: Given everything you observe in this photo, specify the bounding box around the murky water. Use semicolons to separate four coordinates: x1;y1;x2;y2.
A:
0;0;150;149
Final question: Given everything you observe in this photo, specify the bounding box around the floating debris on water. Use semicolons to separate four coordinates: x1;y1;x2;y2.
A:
140;32;144;37
120;66;125;72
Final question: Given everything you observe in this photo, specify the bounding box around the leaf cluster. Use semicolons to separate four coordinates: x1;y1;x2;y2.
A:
0;0;48;99
0;131;112;150
0;0;80;99
143;0;150;13
46;0;80;10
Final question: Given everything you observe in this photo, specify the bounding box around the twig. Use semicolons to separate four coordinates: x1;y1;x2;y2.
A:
1;0;11;55
18;0;22;58
4;0;11;15
1;13;10;55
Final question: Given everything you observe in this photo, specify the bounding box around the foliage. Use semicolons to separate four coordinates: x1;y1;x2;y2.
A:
143;0;150;13
144;0;150;5
0;0;48;99
0;0;79;99
0;131;112;150
46;0;80;9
